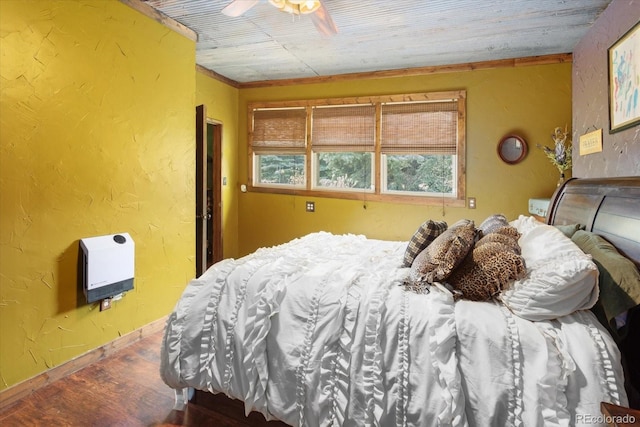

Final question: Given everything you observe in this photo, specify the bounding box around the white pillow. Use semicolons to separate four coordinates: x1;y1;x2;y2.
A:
500;215;599;320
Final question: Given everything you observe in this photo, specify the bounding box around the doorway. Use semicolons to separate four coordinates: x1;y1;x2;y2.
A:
196;105;223;277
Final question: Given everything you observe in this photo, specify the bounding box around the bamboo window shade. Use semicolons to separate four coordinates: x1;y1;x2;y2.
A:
312;105;376;152
252;108;307;153
381;101;458;154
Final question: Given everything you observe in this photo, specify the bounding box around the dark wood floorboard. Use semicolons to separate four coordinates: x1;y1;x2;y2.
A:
0;331;285;426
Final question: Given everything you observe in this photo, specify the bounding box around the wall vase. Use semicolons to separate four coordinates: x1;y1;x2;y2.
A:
557;172;566;187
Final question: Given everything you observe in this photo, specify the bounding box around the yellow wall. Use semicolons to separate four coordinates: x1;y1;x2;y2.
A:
195;72;240;259
237;64;572;255
0;0;197;389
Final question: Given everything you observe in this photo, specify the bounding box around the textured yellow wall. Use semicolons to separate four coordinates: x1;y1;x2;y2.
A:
195;72;240;259
237;64;573;255
0;0;196;389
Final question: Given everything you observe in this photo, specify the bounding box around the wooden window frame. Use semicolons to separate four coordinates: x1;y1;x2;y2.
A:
247;90;466;206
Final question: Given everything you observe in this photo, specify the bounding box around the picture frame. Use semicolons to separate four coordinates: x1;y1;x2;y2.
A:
608;22;640;133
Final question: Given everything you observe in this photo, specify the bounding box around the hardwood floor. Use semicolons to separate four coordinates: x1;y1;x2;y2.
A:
0;331;283;426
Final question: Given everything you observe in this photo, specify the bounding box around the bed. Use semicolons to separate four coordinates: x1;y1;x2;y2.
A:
160;176;640;426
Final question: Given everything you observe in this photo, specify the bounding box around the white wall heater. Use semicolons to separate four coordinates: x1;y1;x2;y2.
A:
80;233;135;303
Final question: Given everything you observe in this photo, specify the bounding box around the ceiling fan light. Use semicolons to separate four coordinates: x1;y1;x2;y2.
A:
299;0;321;14
268;0;321;15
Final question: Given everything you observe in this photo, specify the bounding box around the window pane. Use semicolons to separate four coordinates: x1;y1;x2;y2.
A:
315;152;373;190
255;154;306;187
384;154;454;195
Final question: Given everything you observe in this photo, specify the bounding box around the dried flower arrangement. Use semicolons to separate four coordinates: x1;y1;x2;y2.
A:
537;126;572;174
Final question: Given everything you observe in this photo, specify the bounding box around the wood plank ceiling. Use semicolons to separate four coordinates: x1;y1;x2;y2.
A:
142;0;613;84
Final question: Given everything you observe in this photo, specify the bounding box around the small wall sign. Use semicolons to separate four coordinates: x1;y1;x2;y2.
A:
579;129;603;155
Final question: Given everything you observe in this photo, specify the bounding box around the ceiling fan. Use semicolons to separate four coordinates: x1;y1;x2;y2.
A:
221;0;338;36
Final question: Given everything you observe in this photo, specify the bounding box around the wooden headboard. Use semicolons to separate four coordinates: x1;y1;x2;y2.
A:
546;177;640;268
548;177;640;410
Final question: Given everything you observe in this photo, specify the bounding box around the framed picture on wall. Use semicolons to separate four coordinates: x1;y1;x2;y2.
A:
608;22;640;133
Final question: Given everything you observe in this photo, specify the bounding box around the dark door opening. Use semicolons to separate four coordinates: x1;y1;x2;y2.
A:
196;105;223;277
207;121;223;269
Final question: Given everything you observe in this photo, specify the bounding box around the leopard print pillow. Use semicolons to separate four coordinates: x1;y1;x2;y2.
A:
447;228;526;301
475;226;521;254
490;225;521;239
408;220;477;286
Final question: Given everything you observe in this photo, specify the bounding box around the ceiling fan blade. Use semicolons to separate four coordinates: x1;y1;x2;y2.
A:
311;1;338;36
221;0;260;17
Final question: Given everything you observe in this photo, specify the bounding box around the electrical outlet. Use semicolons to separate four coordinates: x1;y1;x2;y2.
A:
306;201;315;212
100;298;112;311
468;197;476;209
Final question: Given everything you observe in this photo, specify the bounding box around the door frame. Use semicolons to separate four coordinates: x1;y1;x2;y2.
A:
196;105;207;277
196;106;224;277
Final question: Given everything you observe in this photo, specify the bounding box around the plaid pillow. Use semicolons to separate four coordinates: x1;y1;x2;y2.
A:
402;220;448;267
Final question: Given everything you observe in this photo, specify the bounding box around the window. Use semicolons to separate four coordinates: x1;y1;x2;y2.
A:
248;91;466;205
380;101;458;197
252;108;306;188
312;105;376;192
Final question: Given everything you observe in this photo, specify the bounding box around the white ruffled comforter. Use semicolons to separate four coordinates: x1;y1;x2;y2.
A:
160;231;628;427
